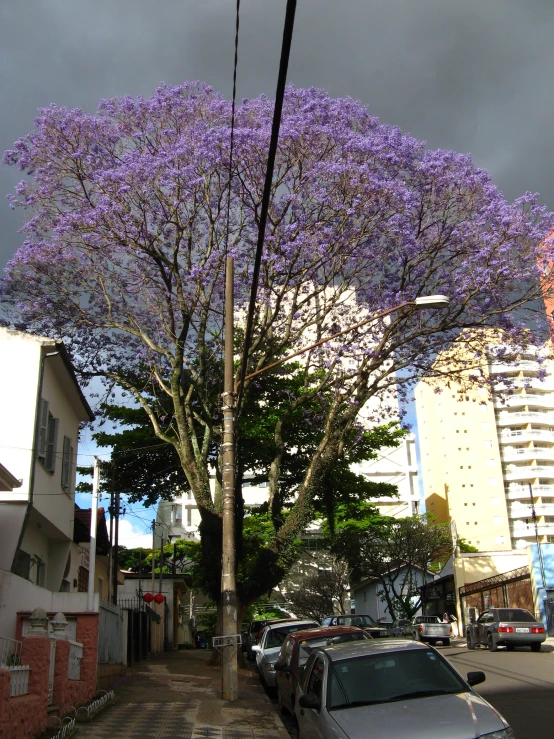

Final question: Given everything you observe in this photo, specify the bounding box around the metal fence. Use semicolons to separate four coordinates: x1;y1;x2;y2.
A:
98;601;122;664
0;636;29;697
68;640;83;680
0;635;22;667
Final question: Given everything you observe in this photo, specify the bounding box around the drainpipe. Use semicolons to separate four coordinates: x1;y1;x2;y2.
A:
11;348;59;573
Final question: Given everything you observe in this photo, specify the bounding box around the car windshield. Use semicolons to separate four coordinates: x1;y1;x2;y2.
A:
266;624;317;649
337;616;376;627
496;609;537;623
329;649;467;709
299;633;369;666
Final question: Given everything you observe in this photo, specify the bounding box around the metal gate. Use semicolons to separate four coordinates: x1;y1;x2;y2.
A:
48;638;56;705
98;601;122;664
459;566;534;628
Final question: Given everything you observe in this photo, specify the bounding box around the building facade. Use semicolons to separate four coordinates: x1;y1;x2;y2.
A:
0;328;94;588
416;341;554;551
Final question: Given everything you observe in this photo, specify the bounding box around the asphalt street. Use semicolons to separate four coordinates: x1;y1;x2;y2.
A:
443;641;554;739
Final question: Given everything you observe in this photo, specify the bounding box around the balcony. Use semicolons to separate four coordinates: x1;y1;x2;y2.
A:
496;411;554;427
494;394;554;410
500;429;554;444
502;448;554;463
507;503;554;518
506;484;554;500
503;466;554;482
490;360;540;375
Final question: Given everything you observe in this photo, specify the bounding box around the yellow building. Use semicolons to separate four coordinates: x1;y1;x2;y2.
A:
416;339;554;551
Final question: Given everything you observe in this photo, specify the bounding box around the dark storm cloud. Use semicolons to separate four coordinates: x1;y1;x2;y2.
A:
1;0;554;269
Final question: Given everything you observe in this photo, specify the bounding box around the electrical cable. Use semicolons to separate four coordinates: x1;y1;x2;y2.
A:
236;0;298;412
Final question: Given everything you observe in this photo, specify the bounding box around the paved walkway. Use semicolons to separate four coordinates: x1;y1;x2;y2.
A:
77;650;289;739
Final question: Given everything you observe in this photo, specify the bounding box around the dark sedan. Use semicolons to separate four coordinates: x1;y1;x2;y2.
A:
321;614;390;638
274;625;371;715
467;607;546;652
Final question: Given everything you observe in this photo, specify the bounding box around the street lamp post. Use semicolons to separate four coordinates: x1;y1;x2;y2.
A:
219;293;449;700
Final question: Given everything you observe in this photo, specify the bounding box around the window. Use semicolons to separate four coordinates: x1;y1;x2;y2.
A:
78;566;88;592
496;536;505;545
306;657;325;701
187;507;192;527
493;516;504;525
488;478;499;486
61;436;72;489
13;550;31;580
486;459;495;467
482;423;490;430
37;399;59;473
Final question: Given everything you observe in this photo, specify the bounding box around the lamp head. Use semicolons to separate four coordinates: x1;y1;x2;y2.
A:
414;295;450;309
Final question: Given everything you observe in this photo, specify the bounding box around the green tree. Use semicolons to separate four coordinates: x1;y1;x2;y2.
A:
331;516;453;619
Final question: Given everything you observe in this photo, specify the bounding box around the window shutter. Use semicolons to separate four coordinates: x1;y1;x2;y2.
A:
45;417;59;472
37;399;49;459
61;436;71;488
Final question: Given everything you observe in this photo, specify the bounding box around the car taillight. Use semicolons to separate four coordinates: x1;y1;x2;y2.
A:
449;626;453;634
419;625;423;632
532;626;545;634
498;626;514;633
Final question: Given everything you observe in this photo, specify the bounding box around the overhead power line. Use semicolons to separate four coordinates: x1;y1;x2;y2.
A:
236;0;298;410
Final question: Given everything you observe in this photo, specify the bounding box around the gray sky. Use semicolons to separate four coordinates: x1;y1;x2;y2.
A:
1;0;554;270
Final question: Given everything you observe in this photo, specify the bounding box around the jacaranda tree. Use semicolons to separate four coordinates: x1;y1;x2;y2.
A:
2;83;553;623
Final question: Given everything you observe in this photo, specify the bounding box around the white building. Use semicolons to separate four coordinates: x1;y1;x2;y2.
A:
0;328;94;591
492;346;554;548
154;473;270;545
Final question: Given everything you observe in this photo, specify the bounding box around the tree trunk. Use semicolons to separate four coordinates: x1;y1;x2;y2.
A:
207;598;249;667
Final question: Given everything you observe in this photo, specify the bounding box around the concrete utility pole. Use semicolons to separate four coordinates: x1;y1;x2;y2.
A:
221;254;239;701
87;457;100;611
528;483;547;588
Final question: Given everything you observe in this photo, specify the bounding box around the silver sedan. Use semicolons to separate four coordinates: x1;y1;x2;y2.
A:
466;607;546;652
295;639;514;739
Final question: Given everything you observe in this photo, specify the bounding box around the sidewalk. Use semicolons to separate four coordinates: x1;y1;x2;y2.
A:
77;650;289;739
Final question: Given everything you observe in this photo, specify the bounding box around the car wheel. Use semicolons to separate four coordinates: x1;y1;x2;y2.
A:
531;642;542;653
487;633;498;652
506;643;515;652
412;631;421;642
467;632;476;650
443;638;450;647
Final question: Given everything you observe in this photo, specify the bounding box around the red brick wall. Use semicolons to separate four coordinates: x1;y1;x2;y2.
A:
76;613;99;696
0;637;50;739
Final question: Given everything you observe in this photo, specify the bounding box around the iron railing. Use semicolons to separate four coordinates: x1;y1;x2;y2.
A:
0;636;29;697
68;640;83;680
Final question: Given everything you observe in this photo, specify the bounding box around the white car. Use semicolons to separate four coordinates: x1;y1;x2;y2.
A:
295;639;514;739
252;619;318;688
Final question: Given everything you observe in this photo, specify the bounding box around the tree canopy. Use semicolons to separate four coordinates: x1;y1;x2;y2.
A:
2;83;553;616
331;515;453;619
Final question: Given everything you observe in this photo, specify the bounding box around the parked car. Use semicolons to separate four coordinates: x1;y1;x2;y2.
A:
252;619;318;688
466;607;547;652
244;617;292;660
389;618;410;637
295;639;514;739
274;625;371;715
321;614;390;638
401;615;452;646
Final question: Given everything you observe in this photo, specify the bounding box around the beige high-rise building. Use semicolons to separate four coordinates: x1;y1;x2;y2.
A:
416;340;554;551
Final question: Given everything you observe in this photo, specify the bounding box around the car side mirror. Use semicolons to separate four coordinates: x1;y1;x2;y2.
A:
299;695;320;710
467;671;486;687
251;645;261;653
274;662;289;672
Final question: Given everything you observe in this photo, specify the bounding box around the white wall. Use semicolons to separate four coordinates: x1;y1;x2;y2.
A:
0;568;97;639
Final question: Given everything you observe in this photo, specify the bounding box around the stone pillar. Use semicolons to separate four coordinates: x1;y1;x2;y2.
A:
51;612;68;640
